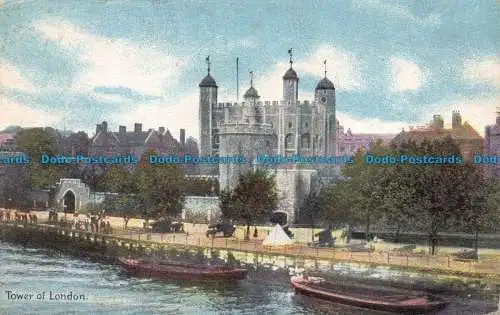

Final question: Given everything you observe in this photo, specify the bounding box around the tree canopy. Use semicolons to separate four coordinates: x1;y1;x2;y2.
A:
220;168;278;239
135;149;185;219
315;136;499;253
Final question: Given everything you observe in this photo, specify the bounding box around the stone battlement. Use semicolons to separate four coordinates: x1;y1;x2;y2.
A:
216;100;315;108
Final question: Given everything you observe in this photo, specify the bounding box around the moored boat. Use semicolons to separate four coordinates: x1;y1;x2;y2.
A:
291;276;448;313
118;257;248;281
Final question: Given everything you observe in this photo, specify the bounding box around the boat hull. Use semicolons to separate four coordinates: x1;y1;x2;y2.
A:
291;276;447;313
118;258;247;281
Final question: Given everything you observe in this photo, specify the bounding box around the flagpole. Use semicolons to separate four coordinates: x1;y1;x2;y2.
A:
236;57;239;102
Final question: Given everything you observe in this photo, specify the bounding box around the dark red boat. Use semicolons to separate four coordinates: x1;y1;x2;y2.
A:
291;276;448;313
118;257;248;281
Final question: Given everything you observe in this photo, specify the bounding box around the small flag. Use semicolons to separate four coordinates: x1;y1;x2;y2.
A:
206;56;209;62
288;48;292;54
324;60;327;64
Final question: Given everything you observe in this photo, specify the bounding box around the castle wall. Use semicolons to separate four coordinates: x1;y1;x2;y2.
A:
275;168;318;224
218;124;276;190
212;101;328;159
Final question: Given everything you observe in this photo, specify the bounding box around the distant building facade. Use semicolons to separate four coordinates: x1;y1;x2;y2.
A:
485;110;500;178
0;133;17;151
391;111;484;160
90;122;199;173
337;123;397;155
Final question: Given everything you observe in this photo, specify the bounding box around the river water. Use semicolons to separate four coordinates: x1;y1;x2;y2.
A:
0;241;498;315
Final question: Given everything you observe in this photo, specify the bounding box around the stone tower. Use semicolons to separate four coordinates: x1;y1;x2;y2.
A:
199;56;218;174
315;61;336;157
218;74;276;190
283;49;299;104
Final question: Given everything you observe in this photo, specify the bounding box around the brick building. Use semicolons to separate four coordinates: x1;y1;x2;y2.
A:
485;110;500;178
90;122;199;173
391;111;484;160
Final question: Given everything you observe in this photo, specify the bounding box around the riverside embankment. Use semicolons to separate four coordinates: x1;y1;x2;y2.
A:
1;217;500;290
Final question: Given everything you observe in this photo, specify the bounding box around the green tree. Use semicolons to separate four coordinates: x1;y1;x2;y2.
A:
136;150;185;219
316;182;360;229
453;170;500;257
379;136;479;254
1;164;31;209
341;141;388;240
100;165;137;193
232;168;278;240
184;177;218;196
297;190;321;226
16;128;65;189
219;189;236;220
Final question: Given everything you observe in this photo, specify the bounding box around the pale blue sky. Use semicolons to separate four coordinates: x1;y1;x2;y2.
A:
0;0;498;139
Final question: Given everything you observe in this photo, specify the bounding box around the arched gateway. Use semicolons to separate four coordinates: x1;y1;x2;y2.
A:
53;179;91;212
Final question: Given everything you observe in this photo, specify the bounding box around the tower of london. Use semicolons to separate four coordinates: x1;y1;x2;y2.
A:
198;52;339;223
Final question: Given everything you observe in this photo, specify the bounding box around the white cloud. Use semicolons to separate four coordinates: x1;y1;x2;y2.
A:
0;95;63;129
33;19;187;97
352;0;441;26
247;45;362;100
0;59;35;92
89;92;135;104
295;45;363;91
337;112;407;134
115;92;199;141
389;57;425;92
464;56;500;88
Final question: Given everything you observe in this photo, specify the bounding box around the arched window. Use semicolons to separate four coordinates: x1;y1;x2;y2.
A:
301;133;310;149
285;133;294;150
288;122;292;129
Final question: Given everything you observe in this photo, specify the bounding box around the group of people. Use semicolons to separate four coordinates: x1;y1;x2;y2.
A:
0;209;38;225
54;213;113;234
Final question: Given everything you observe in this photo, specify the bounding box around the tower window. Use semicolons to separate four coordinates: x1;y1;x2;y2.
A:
305;123;308;128
288;122;292;128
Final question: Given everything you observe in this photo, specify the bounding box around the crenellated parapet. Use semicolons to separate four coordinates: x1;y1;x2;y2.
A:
216;100;318;109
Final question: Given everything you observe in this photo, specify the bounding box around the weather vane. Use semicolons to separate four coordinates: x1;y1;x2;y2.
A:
250;71;254;86
324;59;327;77
288;48;293;67
206;55;211;74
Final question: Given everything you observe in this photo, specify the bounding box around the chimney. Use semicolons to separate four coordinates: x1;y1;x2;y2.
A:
101;121;108;132
452;111;462;129
96;123;102;134
134;123;142;133
180;129;186;146
119;125;126;133
432;115;444;129
159;126;165;134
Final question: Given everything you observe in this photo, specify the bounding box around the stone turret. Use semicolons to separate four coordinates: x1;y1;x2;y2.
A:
452;111;462;129
199;56;218;175
283;49;299;103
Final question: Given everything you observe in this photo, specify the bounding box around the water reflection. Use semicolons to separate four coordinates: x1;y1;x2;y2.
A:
0;241;498;315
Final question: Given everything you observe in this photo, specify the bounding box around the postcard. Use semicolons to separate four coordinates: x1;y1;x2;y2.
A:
0;1;499;314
